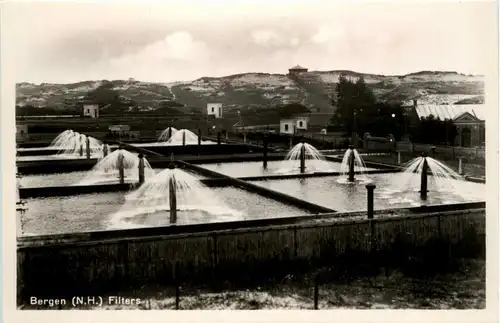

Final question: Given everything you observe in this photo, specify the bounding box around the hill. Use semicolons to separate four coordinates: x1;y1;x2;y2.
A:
16;70;484;116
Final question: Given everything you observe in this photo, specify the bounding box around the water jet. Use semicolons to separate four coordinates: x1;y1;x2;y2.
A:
164;129;200;146
338;146;369;184
48;130;102;158
78;148;154;185
109;156;243;229
158;127;178;142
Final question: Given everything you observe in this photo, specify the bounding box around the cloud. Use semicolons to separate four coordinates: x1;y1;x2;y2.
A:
142;31;208;61
290;37;300;47
110;31;208;65
5;1;495;82
251;30;279;45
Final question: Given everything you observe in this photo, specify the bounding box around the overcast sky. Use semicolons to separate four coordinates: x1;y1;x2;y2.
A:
4;0;497;84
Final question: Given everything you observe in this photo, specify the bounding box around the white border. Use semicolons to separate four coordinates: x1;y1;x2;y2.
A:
2;1;498;322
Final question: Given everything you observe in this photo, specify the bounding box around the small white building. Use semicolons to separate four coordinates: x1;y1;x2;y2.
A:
16;124;28;141
82;104;99;119
280;116;309;135
109;125;131;136
207;103;223;119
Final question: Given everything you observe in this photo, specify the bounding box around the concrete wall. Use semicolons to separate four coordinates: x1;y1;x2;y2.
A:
18;208;485;303
363;133;396;151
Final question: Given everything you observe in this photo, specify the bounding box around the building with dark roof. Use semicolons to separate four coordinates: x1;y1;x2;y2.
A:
288;65;308;76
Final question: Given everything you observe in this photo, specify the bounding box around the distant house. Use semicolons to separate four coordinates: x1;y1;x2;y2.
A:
280;115;309;135
108;125;131;137
16;124;28;142
78;101;99;119
207;103;223;119
288;65;308;76
407;100;485;147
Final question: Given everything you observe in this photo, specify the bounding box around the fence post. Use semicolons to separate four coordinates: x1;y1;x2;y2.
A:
313;279;319;310
197;129;202;156
263;136;268;169
366;184;376;219
437;214;442;240
138;153;145;184
458;157;464;175
174;262;180;310
293;226;298;258
85;135;91;160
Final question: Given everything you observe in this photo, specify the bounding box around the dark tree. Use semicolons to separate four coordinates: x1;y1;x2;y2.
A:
330;74;398;137
277;103;310;118
411;115;458;145
84;83;137;115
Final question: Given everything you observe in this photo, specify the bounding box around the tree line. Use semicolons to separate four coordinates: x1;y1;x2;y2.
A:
328;73;459;145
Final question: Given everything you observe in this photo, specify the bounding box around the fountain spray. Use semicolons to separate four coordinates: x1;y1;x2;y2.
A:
168;154;177;224
420;152;429;200
300;140;306;174
348;145;356;182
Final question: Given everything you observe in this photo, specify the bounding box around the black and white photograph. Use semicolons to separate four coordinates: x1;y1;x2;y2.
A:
1;0;498;320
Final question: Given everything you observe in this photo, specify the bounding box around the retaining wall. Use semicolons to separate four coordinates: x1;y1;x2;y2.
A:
16;153;289;175
17;142;267;157
395;142;485;159
17;207;485;304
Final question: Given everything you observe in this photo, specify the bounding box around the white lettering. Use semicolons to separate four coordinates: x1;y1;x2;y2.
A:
30;297;66;307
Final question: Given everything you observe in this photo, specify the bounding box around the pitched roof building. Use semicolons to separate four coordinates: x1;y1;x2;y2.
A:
405;100;485;147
